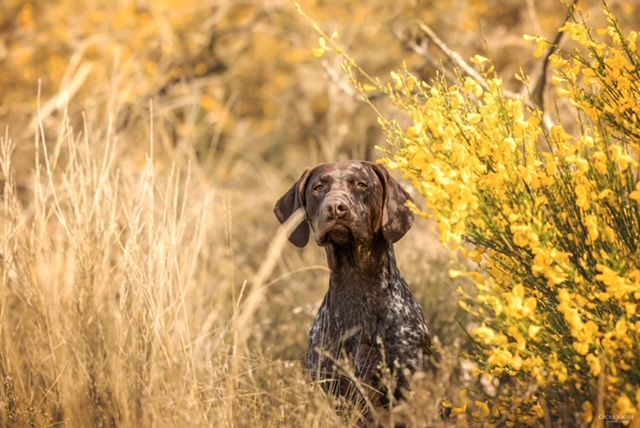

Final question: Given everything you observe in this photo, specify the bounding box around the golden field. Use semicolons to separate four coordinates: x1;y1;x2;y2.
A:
0;1;639;426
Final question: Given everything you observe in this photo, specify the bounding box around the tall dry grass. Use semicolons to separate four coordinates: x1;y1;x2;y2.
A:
0;106;465;427
1;110;216;425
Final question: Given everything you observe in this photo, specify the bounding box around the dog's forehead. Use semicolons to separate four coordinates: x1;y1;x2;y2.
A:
311;161;376;181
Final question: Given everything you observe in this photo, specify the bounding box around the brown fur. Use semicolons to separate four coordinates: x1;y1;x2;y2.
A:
275;161;437;409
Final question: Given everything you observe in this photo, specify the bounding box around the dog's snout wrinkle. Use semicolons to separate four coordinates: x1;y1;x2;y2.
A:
322;191;353;220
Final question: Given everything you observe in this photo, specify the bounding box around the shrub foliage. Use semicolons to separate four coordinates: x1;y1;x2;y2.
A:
373;4;640;425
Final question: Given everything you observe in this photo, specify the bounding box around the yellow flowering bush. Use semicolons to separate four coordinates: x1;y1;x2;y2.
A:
371;5;639;426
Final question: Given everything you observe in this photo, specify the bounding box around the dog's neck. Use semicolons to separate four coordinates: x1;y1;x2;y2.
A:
324;234;400;291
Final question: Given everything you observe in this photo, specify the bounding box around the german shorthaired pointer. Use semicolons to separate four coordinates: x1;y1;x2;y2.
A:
274;161;436;408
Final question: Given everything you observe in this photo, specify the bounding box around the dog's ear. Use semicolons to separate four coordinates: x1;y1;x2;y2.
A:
366;162;414;243
274;168;312;248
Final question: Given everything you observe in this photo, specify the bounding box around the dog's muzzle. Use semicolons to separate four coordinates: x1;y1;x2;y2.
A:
316;195;355;245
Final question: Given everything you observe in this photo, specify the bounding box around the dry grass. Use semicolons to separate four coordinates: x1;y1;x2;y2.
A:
0;104;467;427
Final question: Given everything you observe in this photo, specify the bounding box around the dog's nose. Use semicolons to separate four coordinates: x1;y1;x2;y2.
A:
325;199;349;219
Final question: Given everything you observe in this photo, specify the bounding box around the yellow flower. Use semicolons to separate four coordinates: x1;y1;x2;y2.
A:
586;353;601;377
625;303;636;317
523;34;550;58
488;348;513;368
596;265;635;299
575;184;590;209
615;319;627;337
510;356;523;370
532;249;567;286
592;151;609;175
574;342;589;355
532;403;544;419
614;394;636;418
462;77;483;98
583;321;599;344
473;325;496;345
581;401;594;424
609;145;635;171
312;36;327;58
406;122;423;139
549;353;568;383
550;125;572;145
505;284;537;318
528;325;542;338
585;215;599;242
473;400;491;419
452;388;469;415
390;71;403;89
630;182;640;202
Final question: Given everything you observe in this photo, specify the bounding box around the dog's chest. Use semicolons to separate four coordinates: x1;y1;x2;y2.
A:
309;279;425;355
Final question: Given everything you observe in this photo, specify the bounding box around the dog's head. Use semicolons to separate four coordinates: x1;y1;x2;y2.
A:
274;161;414;248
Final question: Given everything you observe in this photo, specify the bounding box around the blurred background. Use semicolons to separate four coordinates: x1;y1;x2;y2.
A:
0;0;638;426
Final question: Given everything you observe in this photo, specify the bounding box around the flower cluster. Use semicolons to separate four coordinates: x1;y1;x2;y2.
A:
375;4;640;425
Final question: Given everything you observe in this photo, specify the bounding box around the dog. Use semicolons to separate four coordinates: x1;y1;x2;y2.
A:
274;161;437;409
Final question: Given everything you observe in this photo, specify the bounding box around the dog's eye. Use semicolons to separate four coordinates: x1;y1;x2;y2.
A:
356;181;368;190
313;183;325;192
